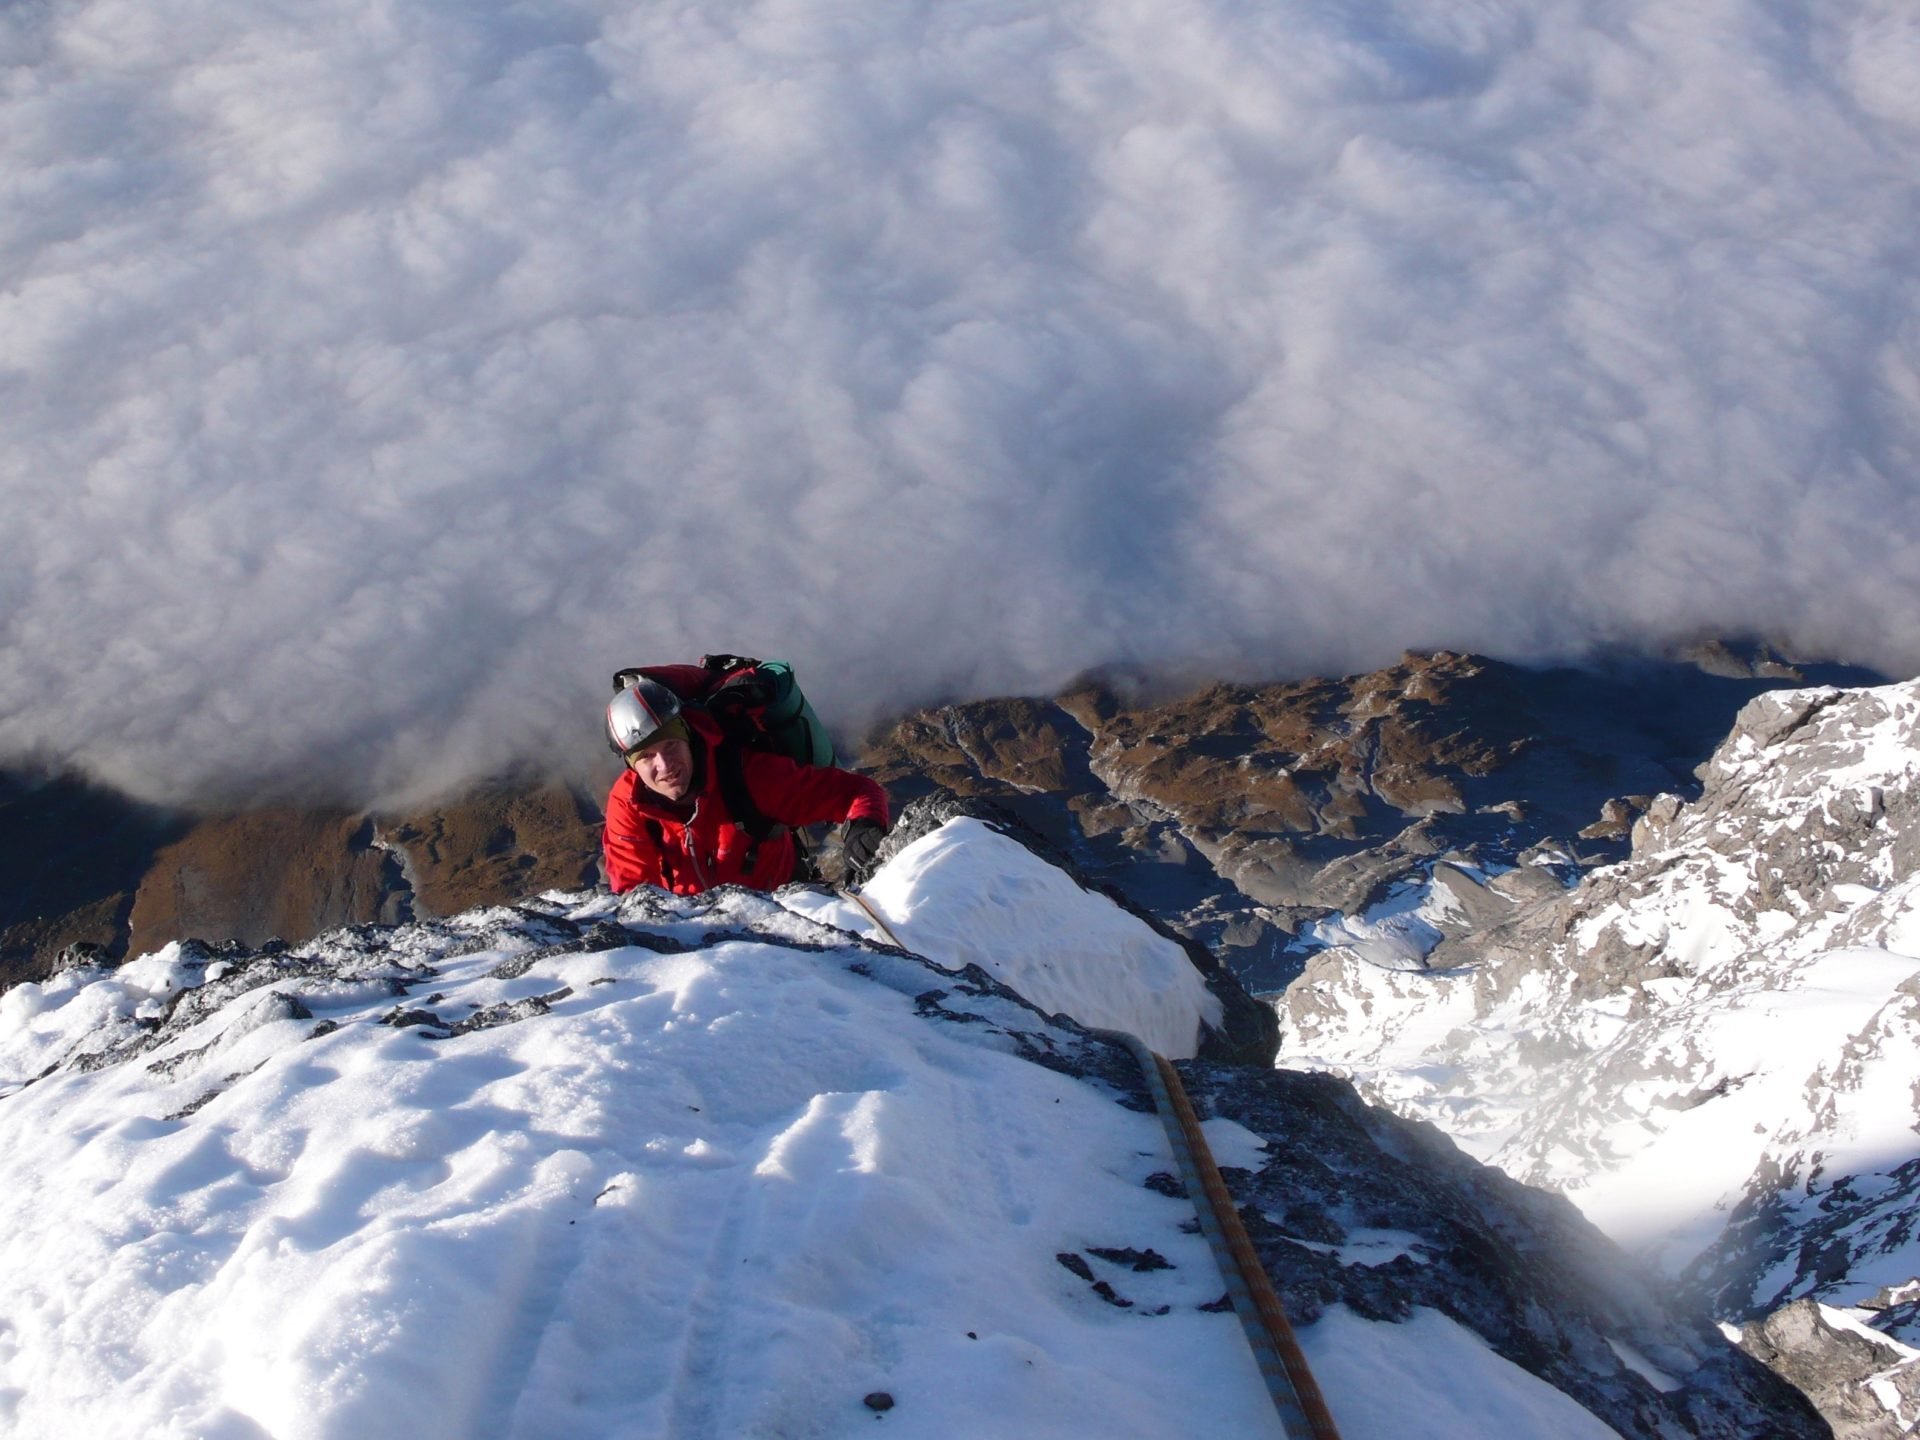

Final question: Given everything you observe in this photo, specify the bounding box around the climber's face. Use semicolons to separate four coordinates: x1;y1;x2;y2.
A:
631;737;694;802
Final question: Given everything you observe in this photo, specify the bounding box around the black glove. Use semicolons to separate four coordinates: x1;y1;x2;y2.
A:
841;819;888;883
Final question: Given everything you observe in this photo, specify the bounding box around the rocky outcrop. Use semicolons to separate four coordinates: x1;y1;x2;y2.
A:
861;649;1872;991
0;779;603;986
376;783;603;918
124;808;395;963
1737;1300;1920;1440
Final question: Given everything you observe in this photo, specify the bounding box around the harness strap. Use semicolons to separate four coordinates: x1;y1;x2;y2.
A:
643;818;673;889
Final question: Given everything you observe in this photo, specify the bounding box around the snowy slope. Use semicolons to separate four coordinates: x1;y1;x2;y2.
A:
0;819;1641;1440
1285;680;1920;1322
796;817;1224;1056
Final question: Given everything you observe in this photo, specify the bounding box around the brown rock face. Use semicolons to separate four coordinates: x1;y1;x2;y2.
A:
851;653;1552;984
125;809;392;960
1;777;606;982
864;653;1530;879
381;784;603;917
859;649;1877;989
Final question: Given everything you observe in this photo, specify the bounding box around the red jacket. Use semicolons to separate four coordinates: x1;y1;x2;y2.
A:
603;711;890;895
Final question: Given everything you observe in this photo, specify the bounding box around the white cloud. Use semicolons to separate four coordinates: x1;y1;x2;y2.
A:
2;0;1917;807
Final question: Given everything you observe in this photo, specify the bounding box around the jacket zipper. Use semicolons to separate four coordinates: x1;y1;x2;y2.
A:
686;798;711;892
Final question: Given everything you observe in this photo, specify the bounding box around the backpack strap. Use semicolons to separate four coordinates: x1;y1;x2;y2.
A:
713;739;786;848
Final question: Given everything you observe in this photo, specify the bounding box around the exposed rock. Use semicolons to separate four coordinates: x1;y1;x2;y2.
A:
1737;1298;1920;1439
2;649;1872;991
380;783;604;919
1;774;604;985
126;808;393;962
861;650;1877;991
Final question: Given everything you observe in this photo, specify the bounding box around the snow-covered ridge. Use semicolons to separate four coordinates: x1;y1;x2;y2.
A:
0;823;1262;1438
833;817;1224;1054
1284;677;1920;1344
1;818;1224;1089
1;814;1828;1439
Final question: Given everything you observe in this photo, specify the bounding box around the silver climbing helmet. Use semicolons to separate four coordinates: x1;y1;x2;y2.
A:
606;677;684;757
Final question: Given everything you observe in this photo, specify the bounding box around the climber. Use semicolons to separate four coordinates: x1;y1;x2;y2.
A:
602;676;890;896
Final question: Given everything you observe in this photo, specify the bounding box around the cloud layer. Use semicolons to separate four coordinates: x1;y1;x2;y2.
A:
3;0;1918;807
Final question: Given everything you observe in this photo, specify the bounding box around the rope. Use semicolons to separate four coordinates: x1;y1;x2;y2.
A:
836;885;908;950
839;886;1341;1440
1102;1029;1343;1440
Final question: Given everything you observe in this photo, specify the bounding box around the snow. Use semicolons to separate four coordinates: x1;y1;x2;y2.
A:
1283;958;1497;1151
1334;1230;1428;1270
1825;1305;1920;1363
2;851;1217;1435
1286;675;1920;1325
1197;1115;1269;1172
1568;947;1920;1260
0;818;1608;1438
1607;1339;1683;1395
784;818;1223;1058
1298;1307;1624;1440
1299;874;1457;971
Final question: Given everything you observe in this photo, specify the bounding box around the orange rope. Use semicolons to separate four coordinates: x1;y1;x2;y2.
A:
837;886;908;951
1144;1045;1342;1440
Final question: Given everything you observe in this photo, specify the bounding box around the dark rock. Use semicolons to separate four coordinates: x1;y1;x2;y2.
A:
1056;1252;1095;1282
857;650;1878;993
53;941;111;974
1185;1063;1831;1440
1088;1247;1173;1272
